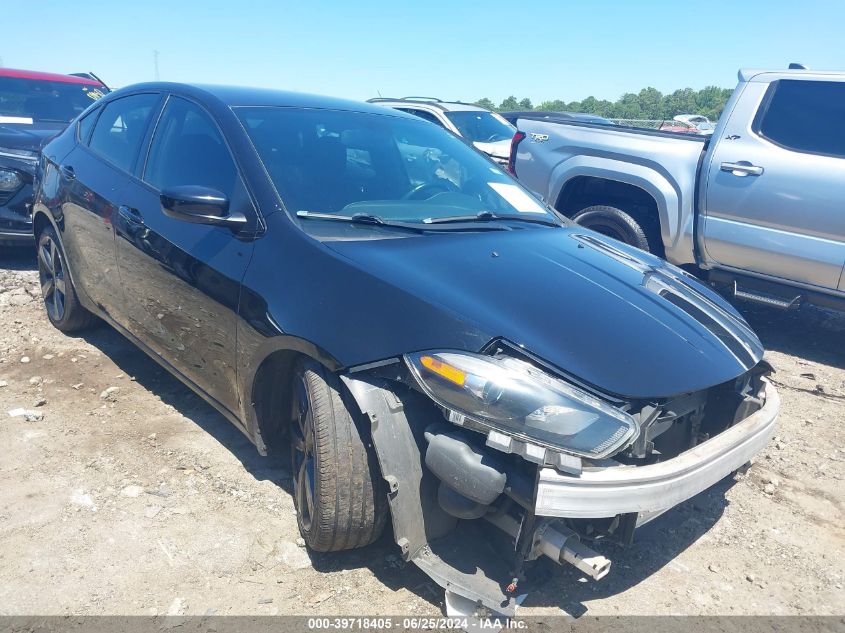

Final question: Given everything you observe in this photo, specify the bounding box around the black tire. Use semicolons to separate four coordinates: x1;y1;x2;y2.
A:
572;204;653;253
36;226;96;332
290;358;387;552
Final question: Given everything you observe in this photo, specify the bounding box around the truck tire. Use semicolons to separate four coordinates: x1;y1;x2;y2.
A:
36;225;97;332
290;357;387;552
572;205;652;253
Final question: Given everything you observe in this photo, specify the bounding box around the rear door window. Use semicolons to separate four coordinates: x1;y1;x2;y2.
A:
77;108;99;143
754;79;845;158
88;93;160;173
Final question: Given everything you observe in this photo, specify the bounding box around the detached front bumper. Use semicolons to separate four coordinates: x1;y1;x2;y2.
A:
535;380;779;519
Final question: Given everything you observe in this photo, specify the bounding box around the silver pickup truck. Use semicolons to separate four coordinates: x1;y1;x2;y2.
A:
511;66;845;311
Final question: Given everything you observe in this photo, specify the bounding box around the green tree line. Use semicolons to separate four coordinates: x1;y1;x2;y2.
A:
475;86;733;121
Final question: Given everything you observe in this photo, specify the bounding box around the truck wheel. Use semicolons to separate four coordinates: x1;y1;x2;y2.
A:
572;205;652;253
290;358;387;552
36;226;96;332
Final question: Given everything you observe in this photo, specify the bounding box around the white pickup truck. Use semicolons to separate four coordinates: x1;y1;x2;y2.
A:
511;66;845;311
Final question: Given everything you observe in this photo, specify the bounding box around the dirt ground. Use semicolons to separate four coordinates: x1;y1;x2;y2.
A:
0;247;842;619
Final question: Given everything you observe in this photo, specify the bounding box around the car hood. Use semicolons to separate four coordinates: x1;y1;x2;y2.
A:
326;227;763;399
0;121;67;152
472;139;511;160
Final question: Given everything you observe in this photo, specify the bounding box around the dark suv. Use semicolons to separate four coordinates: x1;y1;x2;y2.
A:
33;82;777;617
0;68;107;245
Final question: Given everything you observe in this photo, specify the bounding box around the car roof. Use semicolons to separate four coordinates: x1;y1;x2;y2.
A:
435;102;489;112
109;82;416;117
738;67;845;82
0;67;104;86
366;97;489;113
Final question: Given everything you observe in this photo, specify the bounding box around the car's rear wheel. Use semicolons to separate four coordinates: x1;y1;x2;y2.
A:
290;358;387;552
37;226;96;332
572;204;653;253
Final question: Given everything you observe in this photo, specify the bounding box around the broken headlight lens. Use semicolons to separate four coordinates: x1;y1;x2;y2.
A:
406;351;637;458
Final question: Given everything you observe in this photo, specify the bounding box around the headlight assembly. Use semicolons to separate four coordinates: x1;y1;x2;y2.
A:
406;351;637;458
0;168;22;192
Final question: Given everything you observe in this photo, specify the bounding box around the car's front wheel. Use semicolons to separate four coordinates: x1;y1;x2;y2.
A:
290;358;387;552
37;226;96;332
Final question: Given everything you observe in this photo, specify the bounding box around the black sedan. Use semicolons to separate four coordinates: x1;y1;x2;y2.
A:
33;82;777;615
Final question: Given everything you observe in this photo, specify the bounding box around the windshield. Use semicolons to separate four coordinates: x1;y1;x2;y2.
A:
444;110;516;143
0;77;106;123
236;107;557;228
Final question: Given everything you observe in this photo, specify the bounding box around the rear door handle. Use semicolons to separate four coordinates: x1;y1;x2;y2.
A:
118;205;145;225
720;161;764;176
60;164;76;180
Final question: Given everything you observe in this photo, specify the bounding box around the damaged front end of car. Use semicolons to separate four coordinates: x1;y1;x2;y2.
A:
340;341;778;618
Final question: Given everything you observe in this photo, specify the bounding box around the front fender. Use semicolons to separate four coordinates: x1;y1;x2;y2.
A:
236;327;344;454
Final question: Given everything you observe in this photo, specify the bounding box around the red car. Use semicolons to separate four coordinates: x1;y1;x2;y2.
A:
0;68;108;245
658;120;698;134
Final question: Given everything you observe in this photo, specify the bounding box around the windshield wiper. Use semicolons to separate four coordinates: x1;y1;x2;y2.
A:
296;210;429;233
296;210;514;233
423;210;561;227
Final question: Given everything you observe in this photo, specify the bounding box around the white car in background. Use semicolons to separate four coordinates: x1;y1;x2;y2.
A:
674;114;716;135
367;97;516;164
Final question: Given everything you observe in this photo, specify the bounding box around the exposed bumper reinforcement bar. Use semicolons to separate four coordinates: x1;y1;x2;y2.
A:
535;380;779;519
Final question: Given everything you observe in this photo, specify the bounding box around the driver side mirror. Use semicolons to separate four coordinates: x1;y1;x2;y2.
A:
160;185;247;228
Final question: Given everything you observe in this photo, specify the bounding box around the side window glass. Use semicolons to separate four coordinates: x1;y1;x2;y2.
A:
88;94;159;172
403;108;446;128
144;97;237;199
77;108;99;144
757;80;845;158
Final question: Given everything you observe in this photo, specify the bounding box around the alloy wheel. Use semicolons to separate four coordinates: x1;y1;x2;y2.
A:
291;375;317;532
38;236;67;322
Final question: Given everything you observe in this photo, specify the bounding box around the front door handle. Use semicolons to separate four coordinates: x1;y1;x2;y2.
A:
60;164;76;180
118;204;145;225
720;161;764;176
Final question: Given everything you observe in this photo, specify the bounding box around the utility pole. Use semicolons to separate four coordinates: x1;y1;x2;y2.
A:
153;50;160;81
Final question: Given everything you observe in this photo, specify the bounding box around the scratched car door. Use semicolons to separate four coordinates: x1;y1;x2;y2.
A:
113;95;256;414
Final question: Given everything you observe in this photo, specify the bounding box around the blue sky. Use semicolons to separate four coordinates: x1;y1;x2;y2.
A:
2;0;844;104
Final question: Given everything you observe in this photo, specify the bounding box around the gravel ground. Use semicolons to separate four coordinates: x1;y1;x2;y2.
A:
0;248;842;618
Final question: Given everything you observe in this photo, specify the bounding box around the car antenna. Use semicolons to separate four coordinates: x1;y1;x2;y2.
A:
788;62;808;70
